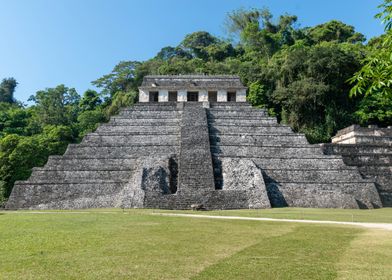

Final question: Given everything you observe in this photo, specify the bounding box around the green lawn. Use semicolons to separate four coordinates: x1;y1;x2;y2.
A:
0;209;391;279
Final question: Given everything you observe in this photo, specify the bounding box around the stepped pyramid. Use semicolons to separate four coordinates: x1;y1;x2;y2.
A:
322;125;392;207
6;75;382;210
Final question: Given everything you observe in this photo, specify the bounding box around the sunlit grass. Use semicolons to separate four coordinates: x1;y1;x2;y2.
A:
0;209;391;279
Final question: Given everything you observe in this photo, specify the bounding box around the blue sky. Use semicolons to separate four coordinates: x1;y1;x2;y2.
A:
0;0;386;103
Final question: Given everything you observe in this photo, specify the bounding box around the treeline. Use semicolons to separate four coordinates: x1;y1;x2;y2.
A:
1;2;391;204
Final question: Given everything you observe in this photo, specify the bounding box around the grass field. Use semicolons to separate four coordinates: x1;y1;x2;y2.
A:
0;208;391;279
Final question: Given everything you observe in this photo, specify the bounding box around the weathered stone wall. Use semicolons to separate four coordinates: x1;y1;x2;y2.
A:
332;125;392;144
6;103;182;209
207;103;382;209
322;132;392;207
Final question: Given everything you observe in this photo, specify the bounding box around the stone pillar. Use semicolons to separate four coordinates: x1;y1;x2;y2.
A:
178;90;187;102
199;90;208;102
236;89;247;102
139;89;149;102
158;90;168;102
217;90;227;102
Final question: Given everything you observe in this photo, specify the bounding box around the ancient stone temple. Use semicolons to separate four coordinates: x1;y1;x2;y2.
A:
322;125;392;207
6;75;383;210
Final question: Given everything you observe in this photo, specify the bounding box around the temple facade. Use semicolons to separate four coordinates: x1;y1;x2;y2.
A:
138;75;247;103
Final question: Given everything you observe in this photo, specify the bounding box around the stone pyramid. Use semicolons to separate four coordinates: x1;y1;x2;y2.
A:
6;102;382;210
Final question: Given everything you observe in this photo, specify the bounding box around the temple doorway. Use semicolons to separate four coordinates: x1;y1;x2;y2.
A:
187;91;199;102
227;91;236;102
149;91;159;102
208;91;217;102
169;91;178;102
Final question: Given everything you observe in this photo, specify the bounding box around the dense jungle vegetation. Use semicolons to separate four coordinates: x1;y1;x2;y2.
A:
0;1;391;204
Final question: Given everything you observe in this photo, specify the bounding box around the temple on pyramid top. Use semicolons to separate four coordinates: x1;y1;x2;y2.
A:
138;75;247;102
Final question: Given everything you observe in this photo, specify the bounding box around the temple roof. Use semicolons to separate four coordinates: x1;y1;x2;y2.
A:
139;75;247;90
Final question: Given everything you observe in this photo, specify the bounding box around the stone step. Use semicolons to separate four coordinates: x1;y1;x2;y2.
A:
108;118;180;125
357;165;392;175
210;134;308;146
28;170;131;183
374;177;392;192
379;192;392;207
96;125;180;134
262;169;364;183
207;108;268;114
209;102;253;108
64;145;178;158
214;157;352;170
210;125;293;134
323;144;392;155
117;111;181;118
134;102;178;107
212;145;324;158
208;118;277;125
208;116;272;121
82;134;179;146
89;132;179;136
341;154;392;166
7;182;124;209
44;157;138;170
266;182;381;209
352;136;392;145
126;107;180;112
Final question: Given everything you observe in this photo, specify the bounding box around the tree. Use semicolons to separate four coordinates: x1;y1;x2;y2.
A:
0;103;31;137
308;20;365;43
348;0;392;125
28;85;80;126
92;61;142;97
156;46;192;60
225;8;262;38
0;78;17;103
79;89;102;112
77;109;106;137
180;31;218;60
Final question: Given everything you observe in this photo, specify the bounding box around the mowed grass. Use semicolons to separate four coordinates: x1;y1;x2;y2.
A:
0;209;391;280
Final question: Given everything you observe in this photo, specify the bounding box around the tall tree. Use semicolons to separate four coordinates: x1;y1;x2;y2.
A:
79;89;102;112
348;0;392;125
28;85;80;126
92;61;142;97
307;20;365;43
0;78;17;103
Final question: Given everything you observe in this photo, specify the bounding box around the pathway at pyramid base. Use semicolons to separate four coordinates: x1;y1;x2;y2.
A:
5;102;382;210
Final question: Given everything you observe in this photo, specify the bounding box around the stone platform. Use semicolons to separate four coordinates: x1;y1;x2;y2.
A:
322;125;392;207
6;103;382;210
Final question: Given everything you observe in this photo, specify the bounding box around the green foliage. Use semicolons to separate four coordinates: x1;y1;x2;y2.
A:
28;85;80;126
348;0;392;125
0;103;31;137
0;125;75;198
79;89;102;112
0;78;17;103
77;109;106;137
307;20;365;43
92;61;142;96
105;90;137;117
247;81;267;106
